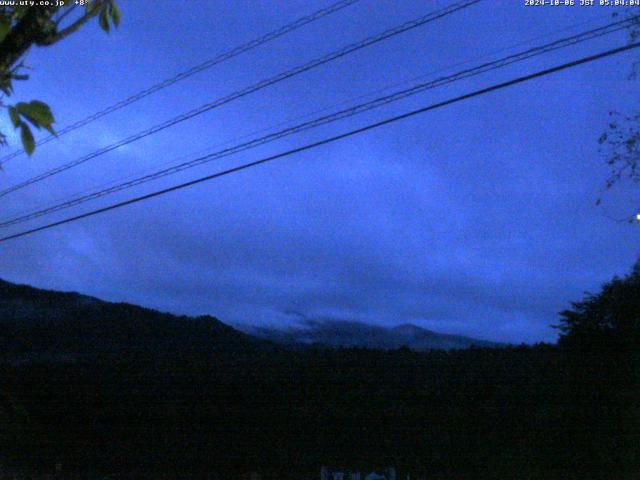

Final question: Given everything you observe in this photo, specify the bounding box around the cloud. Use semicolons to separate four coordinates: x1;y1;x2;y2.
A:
0;1;638;344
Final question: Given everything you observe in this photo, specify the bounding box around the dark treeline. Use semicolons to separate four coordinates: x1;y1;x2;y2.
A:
0;267;638;479
1;344;637;479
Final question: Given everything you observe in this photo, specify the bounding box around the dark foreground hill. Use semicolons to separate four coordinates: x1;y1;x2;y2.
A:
0;278;258;362
0;279;637;479
0;279;498;361
0;280;499;361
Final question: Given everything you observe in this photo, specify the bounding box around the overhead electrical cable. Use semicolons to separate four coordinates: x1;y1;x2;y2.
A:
0;0;362;166
0;16;634;229
0;0;482;198
5;11;612;223
1;41;637;243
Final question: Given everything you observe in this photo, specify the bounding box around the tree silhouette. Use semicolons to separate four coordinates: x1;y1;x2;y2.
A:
0;1;120;155
556;259;640;352
596;14;640;219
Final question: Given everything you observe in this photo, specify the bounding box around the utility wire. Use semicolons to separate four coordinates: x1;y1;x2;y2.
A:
0;0;362;166
0;16;634;229
1;41;637;243
0;0;481;198
4;11;612;223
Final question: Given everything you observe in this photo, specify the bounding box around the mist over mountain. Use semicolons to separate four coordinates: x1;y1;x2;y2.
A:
0;278;501;363
244;319;502;351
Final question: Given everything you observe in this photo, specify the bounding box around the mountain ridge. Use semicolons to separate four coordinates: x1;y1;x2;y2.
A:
244;319;502;351
0;278;501;361
0;278;255;362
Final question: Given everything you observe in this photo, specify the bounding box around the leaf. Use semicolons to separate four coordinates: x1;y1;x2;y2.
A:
0;20;10;43
8;106;20;128
20;124;35;156
16;100;55;132
85;1;95;14
99;6;110;32
0;76;13;96
26;100;53;119
43;123;56;136
12;6;29;21
109;1;120;28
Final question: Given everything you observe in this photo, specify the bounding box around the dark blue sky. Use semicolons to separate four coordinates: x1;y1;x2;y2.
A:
0;0;638;343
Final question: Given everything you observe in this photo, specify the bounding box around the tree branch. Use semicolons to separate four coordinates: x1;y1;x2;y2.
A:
54;4;77;28
0;7;55;71
38;2;104;46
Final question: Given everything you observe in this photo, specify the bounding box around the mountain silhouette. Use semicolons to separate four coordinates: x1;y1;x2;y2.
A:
245;319;501;351
0;278;499;363
0;278;254;362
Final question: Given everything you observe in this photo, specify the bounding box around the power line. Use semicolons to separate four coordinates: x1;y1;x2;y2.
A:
1;16;631;227
1;41;637;244
3;11;613;224
0;0;482;199
1;16;634;229
0;0;362;166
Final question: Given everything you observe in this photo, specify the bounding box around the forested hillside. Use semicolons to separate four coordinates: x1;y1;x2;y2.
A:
0;279;257;362
0;275;638;479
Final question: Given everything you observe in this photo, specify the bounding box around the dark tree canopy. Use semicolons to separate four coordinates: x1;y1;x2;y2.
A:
0;278;638;478
556;259;640;351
